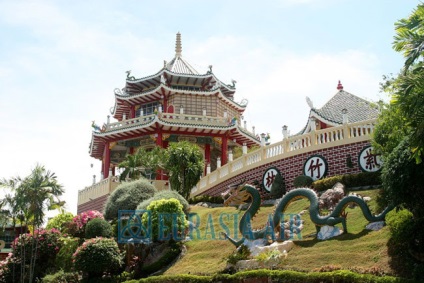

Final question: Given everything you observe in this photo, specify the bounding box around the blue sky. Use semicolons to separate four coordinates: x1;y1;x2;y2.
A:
0;0;418;215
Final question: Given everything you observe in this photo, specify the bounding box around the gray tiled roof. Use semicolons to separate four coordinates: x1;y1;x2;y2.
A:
311;90;379;124
166;56;199;75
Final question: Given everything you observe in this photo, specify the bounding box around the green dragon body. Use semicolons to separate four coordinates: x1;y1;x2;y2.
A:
222;183;394;247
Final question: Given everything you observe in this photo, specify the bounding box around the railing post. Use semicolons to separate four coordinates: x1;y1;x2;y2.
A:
343;124;349;140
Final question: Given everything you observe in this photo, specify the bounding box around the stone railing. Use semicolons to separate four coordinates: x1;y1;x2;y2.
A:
105;115;156;132
191;119;377;197
78;176;120;205
102;113;248;133
160;113;230;126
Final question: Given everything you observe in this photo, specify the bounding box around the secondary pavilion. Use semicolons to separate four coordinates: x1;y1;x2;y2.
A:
89;33;260;183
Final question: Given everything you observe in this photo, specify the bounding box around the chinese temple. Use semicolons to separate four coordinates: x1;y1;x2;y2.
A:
79;33;261;213
300;81;379;134
192;82;381;197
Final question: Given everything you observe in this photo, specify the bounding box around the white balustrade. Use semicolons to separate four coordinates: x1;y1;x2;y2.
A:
191;119;377;197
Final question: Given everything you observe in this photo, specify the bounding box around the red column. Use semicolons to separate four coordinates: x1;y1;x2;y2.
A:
221;136;228;166
205;143;211;174
155;131;163;180
130;105;136;118
163;96;168;113
104;142;111;178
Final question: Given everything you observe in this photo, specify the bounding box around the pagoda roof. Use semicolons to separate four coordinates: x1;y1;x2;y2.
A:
113;33;237;120
299;82;379;134
112;82;244;120
89;114;260;159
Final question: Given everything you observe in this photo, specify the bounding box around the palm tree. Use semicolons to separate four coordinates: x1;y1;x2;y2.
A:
118;147;166;181
164;141;204;199
118;152;142;181
393;4;424;72
0;164;64;282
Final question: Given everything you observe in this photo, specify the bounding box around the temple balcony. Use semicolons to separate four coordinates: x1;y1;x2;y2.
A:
102;113;244;133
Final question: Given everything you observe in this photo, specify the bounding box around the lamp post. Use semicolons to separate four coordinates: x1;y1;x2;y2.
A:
282;125;288;139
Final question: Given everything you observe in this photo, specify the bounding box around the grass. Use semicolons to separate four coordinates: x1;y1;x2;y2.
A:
165;189;397;276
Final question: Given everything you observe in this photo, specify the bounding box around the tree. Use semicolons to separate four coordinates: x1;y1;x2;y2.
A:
393;4;424;72
384;4;424;163
118;146;166;181
373;3;424;266
0;164;64;282
164;141;204;199
118;151;143;181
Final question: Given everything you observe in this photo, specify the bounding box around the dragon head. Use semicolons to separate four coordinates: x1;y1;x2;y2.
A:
222;181;250;206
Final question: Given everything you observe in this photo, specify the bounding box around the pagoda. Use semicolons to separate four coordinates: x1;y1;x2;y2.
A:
88;33;260;189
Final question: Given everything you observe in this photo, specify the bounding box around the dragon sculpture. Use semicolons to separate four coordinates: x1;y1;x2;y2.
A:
222;182;394;247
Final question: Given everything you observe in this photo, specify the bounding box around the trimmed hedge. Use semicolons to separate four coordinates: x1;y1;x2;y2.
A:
104;178;157;220
293;175;313;188
124;269;412;283
188;194;224;204
138;190;191;214
312;172;381;191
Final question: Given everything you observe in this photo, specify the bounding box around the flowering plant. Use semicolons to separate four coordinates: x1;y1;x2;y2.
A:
71;210;104;235
0;228;63;281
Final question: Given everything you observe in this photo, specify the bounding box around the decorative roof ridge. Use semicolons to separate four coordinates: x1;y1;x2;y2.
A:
237;125;261;141
163;68;213;78
125;69;164;83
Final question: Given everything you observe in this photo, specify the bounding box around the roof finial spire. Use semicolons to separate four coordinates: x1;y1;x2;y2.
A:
175;32;182;57
337;80;344;91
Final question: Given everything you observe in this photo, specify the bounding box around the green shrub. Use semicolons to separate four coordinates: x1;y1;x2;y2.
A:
386;208;414;242
55;236;80;272
104;178;157;220
129;269;410;283
270;172;286;198
313;172;381;191
141;198;188;242
85;218;113;239
138;190;190;214
42;270;79;283
46;212;74;233
293;175;313;188
189;195;224;204
140;242;182;275
73;237;123;279
226;244;251;265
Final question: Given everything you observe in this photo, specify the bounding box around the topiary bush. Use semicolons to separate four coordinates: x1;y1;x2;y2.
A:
85;218;113;239
73;237;123;280
293;175;313;188
142;198;188;242
104;178;157;221
137;190;190;214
